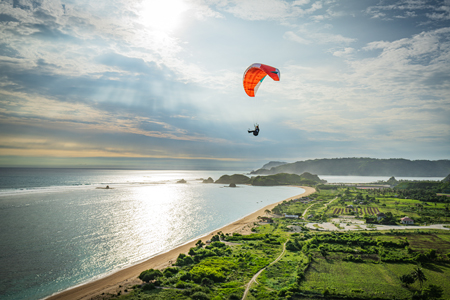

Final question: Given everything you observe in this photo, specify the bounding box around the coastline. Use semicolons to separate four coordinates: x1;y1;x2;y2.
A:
46;186;315;300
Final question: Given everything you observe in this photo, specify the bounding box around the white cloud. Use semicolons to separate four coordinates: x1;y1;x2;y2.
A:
271;26;450;146
222;0;295;21
283;31;311;44
332;47;355;57
365;0;450;21
285;27;356;45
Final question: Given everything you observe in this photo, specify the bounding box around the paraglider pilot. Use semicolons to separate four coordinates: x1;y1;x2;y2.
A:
248;124;259;136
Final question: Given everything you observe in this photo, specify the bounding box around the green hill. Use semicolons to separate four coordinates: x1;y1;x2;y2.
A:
251;158;450;177
215;173;325;186
214;174;251;184
249;172;325;186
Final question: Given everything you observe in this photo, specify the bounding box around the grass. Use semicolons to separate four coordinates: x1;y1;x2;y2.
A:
302;258;410;298
117;187;450;300
384;262;450;299
301;256;450;299
375;232;450;252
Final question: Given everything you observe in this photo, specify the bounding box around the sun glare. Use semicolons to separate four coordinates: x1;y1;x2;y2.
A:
139;0;189;32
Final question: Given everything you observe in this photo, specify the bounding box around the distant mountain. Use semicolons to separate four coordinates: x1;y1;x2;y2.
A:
250;158;450;177
260;161;287;170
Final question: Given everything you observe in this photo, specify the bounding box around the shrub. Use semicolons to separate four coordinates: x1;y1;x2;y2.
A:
142;283;155;291
191;291;210;300
176;254;194;266
399;274;415;286
179;271;191;281
422;284;444;299
139;269;163;283
163;267;179;278
201;277;213;286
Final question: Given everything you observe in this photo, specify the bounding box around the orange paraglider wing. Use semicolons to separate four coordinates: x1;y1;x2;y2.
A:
243;63;280;97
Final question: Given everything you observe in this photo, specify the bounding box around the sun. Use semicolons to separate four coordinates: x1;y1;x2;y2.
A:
138;0;189;32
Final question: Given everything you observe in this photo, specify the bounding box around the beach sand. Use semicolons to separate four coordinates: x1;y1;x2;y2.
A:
47;186;315;300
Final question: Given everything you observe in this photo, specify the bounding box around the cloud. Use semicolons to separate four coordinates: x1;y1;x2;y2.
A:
332;47;355;57
1;0;449;166
365;0;450;22
284;28;356;45
283;31;311;44
272;26;450;151
0;89;219;142
201;0;325;21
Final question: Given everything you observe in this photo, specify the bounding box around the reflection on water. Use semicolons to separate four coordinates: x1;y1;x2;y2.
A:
0;176;304;300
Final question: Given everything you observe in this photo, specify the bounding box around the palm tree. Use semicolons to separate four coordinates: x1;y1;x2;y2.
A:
411;266;427;289
264;209;271;216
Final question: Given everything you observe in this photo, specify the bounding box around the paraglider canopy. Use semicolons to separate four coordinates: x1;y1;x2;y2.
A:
243;63;280;97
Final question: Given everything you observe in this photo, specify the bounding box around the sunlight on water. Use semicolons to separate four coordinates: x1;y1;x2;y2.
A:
0;169;306;300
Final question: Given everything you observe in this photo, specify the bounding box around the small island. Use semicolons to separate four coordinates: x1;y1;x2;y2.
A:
176;179;187;183
214;172;326;186
202;177;214;183
95;185;114;189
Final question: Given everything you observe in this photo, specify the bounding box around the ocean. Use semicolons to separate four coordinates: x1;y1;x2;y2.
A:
0;168;305;300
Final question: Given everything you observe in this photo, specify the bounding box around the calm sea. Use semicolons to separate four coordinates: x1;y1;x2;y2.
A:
0;168;306;300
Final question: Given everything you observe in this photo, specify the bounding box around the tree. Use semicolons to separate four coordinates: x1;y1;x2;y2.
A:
139;269;163;283
399;274;415;287
264;209;271;216
422;284;444;300
412;267;427;289
196;240;205;248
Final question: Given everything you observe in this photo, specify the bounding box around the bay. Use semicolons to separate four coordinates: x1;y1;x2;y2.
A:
0;169;304;300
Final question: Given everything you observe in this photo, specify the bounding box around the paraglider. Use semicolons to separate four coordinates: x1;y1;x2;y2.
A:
248;124;259;136
243;63;280;136
243;63;280;97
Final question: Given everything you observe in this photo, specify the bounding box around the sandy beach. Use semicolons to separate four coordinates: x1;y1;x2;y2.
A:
47;186;315;300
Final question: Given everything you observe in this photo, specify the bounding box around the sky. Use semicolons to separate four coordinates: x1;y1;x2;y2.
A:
0;0;449;170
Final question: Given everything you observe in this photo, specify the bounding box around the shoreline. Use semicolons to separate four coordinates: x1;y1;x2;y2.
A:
46;186;316;300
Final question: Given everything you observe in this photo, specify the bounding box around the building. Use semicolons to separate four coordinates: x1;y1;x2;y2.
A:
401;217;414;224
284;214;299;219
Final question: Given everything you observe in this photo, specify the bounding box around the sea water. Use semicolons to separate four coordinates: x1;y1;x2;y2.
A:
0;169;305;300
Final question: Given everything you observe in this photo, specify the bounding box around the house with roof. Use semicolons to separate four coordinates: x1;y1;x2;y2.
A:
401;217;414;224
284;213;299;219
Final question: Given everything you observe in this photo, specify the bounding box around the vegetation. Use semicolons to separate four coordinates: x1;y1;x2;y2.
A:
214;172;325;186
112;186;450;300
250;158;450;176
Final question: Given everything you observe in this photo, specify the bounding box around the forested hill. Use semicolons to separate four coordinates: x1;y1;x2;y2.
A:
214;172;326;186
260;161;287;170
250;158;450;177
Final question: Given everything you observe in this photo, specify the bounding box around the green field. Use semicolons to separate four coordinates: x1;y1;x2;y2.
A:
114;188;450;300
301;258;412;299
